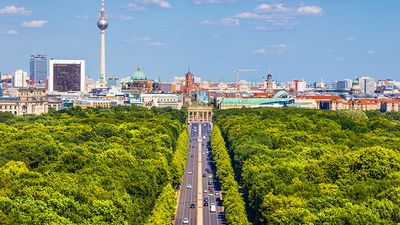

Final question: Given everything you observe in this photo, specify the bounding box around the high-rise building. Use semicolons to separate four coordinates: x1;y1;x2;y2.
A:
97;0;108;86
14;70;28;88
49;60;86;92
30;54;48;88
359;76;376;95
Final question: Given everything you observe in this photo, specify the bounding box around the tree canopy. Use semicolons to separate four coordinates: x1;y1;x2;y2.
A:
0;106;187;225
214;108;400;225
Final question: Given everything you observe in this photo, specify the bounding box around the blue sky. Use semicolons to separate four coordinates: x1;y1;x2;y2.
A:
0;0;399;82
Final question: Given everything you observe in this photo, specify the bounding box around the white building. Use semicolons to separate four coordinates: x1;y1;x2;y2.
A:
359;76;376;95
49;60;86;93
142;93;184;109
13;70;28;88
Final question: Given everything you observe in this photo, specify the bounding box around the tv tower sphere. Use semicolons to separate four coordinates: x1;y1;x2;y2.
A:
97;18;108;30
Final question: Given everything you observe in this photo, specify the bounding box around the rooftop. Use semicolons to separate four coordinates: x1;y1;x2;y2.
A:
221;98;293;105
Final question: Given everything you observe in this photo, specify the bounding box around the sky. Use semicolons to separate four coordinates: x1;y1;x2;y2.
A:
0;0;400;82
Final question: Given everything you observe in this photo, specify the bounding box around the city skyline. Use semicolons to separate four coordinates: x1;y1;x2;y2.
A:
0;0;400;82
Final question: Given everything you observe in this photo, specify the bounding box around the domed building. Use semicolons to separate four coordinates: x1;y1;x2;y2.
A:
131;66;147;81
122;66;153;94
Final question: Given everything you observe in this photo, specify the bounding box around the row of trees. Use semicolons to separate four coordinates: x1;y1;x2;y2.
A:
214;108;400;224
0;106;187;224
145;129;189;225
210;126;251;225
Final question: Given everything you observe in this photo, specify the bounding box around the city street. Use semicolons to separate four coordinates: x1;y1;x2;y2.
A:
175;122;226;225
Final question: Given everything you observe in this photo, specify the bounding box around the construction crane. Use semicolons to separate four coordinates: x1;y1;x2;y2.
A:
232;69;260;83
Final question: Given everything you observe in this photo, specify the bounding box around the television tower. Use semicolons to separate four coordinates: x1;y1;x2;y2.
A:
97;0;108;85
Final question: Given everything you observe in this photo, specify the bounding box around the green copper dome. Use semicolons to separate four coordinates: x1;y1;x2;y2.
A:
131;66;147;80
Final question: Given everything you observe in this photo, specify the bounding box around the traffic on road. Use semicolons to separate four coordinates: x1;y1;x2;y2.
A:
174;122;226;225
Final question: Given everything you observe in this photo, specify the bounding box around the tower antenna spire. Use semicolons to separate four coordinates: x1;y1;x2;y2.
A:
98;0;108;86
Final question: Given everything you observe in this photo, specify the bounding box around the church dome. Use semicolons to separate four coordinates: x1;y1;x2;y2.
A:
131;66;146;80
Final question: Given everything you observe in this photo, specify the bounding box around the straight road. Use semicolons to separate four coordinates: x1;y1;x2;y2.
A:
175;122;226;225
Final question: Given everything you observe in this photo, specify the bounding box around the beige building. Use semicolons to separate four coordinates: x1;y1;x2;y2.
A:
142;94;184;109
0;88;52;115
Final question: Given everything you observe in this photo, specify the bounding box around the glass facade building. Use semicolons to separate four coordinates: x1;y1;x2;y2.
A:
53;64;82;92
30;54;48;88
49;60;85;92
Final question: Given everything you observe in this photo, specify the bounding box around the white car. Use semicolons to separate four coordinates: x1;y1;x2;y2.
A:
188;171;192;175
187;184;192;189
203;189;208;193
182;217;189;224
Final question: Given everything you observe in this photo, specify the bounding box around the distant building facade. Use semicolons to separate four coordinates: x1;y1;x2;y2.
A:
0;88;55;115
30;54;48;88
142;93;184;109
359;76;376;95
49;60;86;92
14;70;28;88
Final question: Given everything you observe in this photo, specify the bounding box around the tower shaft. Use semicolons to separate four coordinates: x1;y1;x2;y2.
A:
100;30;106;84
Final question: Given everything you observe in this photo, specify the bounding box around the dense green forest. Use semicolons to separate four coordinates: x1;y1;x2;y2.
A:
0;106;187;225
214;108;400;224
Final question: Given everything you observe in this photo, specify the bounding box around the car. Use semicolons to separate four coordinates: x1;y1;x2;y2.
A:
208;180;212;185
203;189;208;193
204;197;209;202
209;190;214;195
211;203;215;207
190;203;195;209
188;171;192;175
202;152;205;155
182;217;189;224
203;174;206;177
215;191;219;195
208;186;212;190
187;184;192;189
204;202;209;206
203;136;206;139
208;174;213;179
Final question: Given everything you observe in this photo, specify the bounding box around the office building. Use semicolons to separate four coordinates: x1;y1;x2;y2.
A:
49;60;86;92
30;54;48;88
359;76;376;95
14;70;28;88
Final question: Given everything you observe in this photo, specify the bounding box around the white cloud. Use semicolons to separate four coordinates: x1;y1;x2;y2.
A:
201;17;239;26
126;3;146;12
235;12;262;19
253;43;291;55
5;29;18;35
367;50;375;55
346;36;357;41
256;4;272;11
193;0;236;4
124;36;152;43
0;5;31;15
149;41;164;46
253;48;267;54
21;20;47;28
297;6;323;15
138;0;171;8
75;15;90;20
337;57;345;61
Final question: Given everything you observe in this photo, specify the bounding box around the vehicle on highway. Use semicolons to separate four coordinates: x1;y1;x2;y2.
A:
204;202;208;206
190;203;195;209
208;186;212;190
210;203;216;213
188;171;192;175
187;184;192;189
203;189;208;193
203;174;206;177
208;180;212;185
215;191;219;195
209;190;214;195
182;217;189;224
203;136;206;139
204;197;209;202
208;174;213;179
